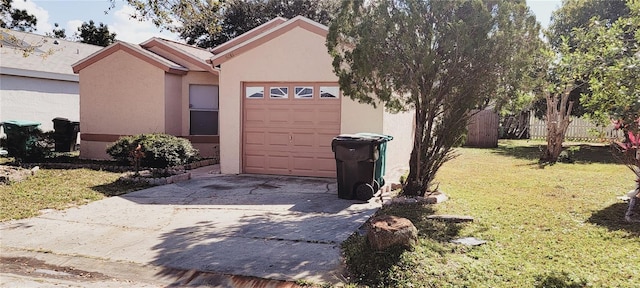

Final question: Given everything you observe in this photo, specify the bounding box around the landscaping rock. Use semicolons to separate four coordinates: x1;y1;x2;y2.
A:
0;166;36;184
451;237;486;246
424;191;448;204
383;191;449;206
367;215;418;251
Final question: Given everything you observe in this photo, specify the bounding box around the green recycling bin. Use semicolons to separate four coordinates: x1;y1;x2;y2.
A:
356;133;393;187
52;117;80;152
1;120;41;157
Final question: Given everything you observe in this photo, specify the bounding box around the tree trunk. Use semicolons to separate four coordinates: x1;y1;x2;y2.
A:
541;87;574;163
404;107;428;196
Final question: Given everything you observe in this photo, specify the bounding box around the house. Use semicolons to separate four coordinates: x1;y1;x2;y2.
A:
0;30;102;135
72;16;413;182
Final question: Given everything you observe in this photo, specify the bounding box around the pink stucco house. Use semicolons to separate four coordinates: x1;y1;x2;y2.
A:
72;16;413;181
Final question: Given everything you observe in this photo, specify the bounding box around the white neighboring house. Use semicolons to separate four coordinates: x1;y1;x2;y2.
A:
0;29;102;138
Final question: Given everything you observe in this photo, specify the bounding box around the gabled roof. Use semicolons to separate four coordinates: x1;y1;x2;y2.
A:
140;38;217;74
210;17;287;54
0;29;102;81
72;41;188;75
209;16;328;66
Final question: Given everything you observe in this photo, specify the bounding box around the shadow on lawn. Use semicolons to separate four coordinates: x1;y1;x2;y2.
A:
587;202;640;237
342;203;464;286
492;143;622;165
533;271;588;288
91;180;151;197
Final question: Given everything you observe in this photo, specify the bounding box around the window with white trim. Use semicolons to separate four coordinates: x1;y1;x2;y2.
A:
270;87;289;98
294;86;313;99
246;86;264;98
189;85;218;135
320;86;340;99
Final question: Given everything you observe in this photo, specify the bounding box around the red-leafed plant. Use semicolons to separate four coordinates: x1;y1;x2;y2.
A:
612;118;640;222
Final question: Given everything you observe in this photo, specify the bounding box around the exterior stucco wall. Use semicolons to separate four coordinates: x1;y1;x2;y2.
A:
165;73;182;136
81;141;112;160
382;110;414;184
219;27;382;174
0;74;79;134
79;50;166;159
340;98;383;134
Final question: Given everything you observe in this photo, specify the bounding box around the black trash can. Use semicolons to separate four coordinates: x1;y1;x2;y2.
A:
331;134;384;201
52;117;80;152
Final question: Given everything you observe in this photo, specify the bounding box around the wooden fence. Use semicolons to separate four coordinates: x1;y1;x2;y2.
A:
465;109;499;147
529;114;623;141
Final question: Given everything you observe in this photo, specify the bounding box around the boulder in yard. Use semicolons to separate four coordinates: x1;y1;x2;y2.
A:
367;215;418;251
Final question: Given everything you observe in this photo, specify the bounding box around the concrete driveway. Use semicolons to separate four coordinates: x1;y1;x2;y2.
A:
0;166;382;287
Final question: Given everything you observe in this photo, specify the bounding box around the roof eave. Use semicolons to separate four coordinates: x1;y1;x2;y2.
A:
141;38;217;75
209;16;328;67
72;42;189;75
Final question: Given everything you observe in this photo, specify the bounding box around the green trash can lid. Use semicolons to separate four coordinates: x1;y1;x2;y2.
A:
355;132;393;141
1;120;41;127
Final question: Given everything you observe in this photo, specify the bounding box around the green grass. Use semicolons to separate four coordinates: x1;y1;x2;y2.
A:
0;168;150;221
343;140;639;287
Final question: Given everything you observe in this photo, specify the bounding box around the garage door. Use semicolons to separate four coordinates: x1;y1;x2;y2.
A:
243;82;341;177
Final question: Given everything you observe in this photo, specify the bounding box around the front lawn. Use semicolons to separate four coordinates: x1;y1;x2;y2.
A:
0;168;150;221
344;140;639;287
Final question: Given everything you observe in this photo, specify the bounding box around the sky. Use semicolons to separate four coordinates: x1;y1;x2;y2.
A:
12;0;563;45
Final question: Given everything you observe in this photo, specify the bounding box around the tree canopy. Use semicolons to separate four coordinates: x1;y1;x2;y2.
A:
47;23;66;39
327;0;541;195
548;0;630;49
77;20;116;47
110;0;337;48
575;0;639;131
182;0;336;48
0;0;37;32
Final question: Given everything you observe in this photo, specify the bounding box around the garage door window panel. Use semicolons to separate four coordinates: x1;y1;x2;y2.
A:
295;87;314;99
270;87;289;99
246;86;264;98
189;85;219;135
320;86;340;99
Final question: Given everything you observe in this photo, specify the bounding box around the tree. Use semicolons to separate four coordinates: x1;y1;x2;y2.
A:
0;0;37;32
113;0;337;49
183;0;337;48
77;20;116;47
538;40;587;163
327;0;541;196
109;0;224;43
46;23;66;39
575;0;639;131
539;0;638;163
578;0;639;221
548;0;629;49
531;0;632;125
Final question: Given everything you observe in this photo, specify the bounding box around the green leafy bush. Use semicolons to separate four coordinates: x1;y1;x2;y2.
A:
3;127;52;161
106;133;199;168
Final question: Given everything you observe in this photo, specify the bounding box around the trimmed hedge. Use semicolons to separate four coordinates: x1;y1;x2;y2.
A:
106;133;199;169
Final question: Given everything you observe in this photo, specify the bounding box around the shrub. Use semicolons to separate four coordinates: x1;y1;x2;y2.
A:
106;133;199;169
3;127;52;162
